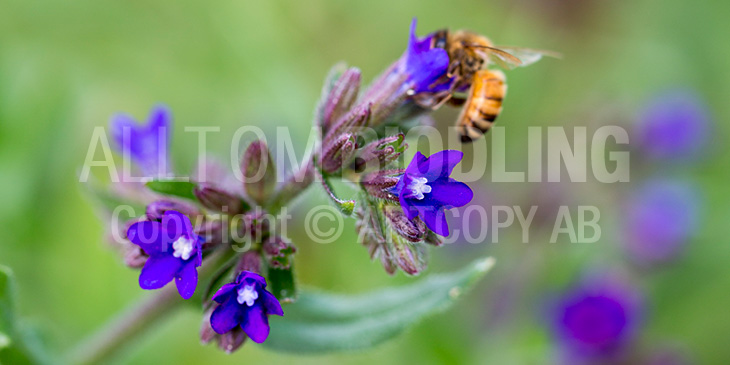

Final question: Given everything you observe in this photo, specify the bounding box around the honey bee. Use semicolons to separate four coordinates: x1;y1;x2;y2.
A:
415;29;557;143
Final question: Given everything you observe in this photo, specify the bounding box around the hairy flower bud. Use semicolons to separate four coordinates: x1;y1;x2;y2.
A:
145;199;200;221
321;67;362;132
354;133;407;172
360;169;402;201
262;236;296;269
236;210;271;244
123;245;148;268
384;205;426;242
235;251;263;274
320;133;357;174
194;183;247;214
322;103;371;145
195;218;226;250
201;306;248;353
241;140;277;206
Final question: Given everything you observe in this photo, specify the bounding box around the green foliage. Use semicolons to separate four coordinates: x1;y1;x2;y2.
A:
145;180;198;201
263;257;495;353
0;266;49;365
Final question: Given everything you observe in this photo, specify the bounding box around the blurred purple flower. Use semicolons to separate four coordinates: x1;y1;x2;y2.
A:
403;18;450;93
550;272;643;363
127;210;203;299
210;271;283;343
110;104;171;176
622;179;700;266
391;150;473;236
635;90;711;162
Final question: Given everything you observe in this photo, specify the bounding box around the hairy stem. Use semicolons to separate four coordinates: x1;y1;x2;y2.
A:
67;248;236;364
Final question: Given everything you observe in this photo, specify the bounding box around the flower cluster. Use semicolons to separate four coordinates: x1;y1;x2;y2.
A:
92;17;483;353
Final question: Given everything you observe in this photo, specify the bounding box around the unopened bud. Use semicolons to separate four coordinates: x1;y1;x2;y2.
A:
323;103;371;144
194;183;247;214
235;251;262;274
360;169;403;201
145;199;200;221
354;133;407;172
320;133;356;174
241;140;277;206
321;67;362;132
262;236;296;269
123;245;148;268
384;205;426;243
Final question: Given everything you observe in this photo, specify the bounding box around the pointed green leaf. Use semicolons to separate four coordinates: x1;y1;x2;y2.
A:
145;180;198;201
263;257;495;353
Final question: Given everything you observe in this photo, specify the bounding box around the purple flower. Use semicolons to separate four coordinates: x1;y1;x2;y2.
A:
209;271;283;343
635;89;711;162
403;18;450;93
392;150;473;236
127;210;203;299
550;272;643;363
110;104;172;176
622;179;700;266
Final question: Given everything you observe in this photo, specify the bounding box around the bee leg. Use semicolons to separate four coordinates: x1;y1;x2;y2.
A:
412;91;452;109
447;96;467;107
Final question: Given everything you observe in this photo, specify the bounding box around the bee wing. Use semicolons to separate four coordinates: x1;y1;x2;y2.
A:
494;46;562;68
483;47;524;70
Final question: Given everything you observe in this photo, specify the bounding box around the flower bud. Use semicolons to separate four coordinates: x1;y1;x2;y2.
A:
354;133;407;172
218;328;247;354
194;183;247;214
145;199;200;221
321;67;362;132
384;205;426;242
200;307;218;344
236;210;271;244
320;133;357;174
360;169;402;201
195;218;226;250
241;140;277;206
423;229;443;246
235;251;262;274
200;306;248;353
262;236;296;269
322;102;371;145
123;245;148;268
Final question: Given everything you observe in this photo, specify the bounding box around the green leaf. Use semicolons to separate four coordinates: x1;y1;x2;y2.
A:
145;180;198;201
268;267;297;304
263;256;496;353
0;265;51;364
0;265;15;333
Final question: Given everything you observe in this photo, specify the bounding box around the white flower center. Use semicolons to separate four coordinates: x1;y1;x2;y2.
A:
237;285;258;306
407;176;431;200
172;236;195;261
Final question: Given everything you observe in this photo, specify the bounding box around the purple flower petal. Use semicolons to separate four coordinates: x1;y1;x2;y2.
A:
212;283;239;304
127;220;164;256
237;271;267;287
262;291;284;316
162;210;194;238
415;205;449;236
175;261;198;300
416;150;463;181
139;255;182;289
108;104;172;176
405;18;450;93
428;178;473;208
210;299;242;335
241;304;270;343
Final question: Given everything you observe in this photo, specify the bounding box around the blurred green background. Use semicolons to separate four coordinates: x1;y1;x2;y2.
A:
1;0;728;363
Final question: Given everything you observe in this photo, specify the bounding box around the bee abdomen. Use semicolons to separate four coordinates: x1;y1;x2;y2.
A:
457;70;507;143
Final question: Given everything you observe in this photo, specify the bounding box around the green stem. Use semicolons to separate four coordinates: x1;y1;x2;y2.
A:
67;248;236;364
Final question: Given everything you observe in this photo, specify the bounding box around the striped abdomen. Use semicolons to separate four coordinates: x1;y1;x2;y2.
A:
457;69;507;143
